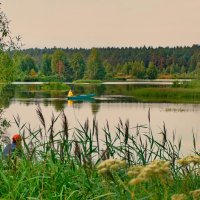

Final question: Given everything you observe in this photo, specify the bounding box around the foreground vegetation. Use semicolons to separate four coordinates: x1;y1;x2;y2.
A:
0;108;199;199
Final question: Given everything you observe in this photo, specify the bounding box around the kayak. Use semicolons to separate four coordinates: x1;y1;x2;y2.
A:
67;94;96;100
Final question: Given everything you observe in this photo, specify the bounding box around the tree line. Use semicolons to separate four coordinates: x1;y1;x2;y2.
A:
1;45;200;82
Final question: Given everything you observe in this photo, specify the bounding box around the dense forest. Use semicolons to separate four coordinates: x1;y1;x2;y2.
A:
1;45;200;82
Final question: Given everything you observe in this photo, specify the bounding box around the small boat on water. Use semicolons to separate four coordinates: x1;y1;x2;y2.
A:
67;93;96;100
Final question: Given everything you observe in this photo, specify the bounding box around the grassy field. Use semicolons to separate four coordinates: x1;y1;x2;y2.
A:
0;108;199;199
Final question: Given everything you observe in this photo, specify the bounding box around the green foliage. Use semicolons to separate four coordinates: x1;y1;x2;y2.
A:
85;48;105;80
121;62;132;75
146;62;158;79
19;54;37;73
104;60;114;78
181;80;200;88
0;51;15;82
38;74;63;82
4;45;200;81
70;52;86;80
0;4;21;50
41;82;70;91
132;61;146;78
41;53;52;76
51;49;72;81
73;79;102;84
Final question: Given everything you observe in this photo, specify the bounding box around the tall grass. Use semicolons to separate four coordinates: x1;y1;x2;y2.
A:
0;107;199;199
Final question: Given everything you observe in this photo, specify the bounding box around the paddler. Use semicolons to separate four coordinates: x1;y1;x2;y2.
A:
68;89;73;97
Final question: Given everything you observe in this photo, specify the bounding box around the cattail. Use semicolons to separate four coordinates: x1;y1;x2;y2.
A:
84;118;89;133
95;121;99;154
124;120;129;145
60;143;64;162
48;113;55;148
162;122;167;147
119;118;123;129
74;140;81;164
62;111;69;141
36;105;46;133
100;149;108;161
148;108;151;124
106;120;110;133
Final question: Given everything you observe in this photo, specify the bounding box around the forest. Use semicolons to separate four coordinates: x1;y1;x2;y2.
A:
1;45;200;82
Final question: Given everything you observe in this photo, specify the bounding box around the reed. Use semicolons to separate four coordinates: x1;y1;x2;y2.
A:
9;106;198;168
0;106;199;199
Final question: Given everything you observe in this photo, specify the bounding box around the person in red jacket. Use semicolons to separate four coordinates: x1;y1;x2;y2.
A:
2;134;22;158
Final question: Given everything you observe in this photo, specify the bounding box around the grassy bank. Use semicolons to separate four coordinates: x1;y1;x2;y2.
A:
0;108;199;199
73;79;103;84
102;80;200;103
131;87;200;103
40;82;70;91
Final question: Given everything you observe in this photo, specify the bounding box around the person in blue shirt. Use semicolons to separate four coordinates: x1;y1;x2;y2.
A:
2;134;22;158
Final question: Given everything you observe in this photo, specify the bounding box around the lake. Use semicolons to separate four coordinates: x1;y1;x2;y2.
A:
1;81;200;154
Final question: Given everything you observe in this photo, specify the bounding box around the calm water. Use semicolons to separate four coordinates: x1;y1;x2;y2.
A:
1;82;199;154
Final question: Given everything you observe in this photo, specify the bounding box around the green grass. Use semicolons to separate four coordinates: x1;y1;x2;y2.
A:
106;80;200;103
131;87;200;103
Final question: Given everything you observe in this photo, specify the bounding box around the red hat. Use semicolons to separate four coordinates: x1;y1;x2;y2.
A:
12;134;21;141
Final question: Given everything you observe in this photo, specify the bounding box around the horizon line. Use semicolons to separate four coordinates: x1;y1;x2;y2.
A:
21;44;200;50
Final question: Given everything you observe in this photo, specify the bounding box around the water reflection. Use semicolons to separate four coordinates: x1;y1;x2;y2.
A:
91;103;101;115
1;83;200;113
0;84;16;108
2;83;200;154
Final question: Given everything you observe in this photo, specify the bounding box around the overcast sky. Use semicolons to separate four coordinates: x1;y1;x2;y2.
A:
2;0;200;48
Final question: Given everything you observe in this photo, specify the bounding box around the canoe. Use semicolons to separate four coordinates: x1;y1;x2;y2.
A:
68;94;96;100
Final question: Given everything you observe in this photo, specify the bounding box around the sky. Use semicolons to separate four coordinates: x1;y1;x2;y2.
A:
1;0;200;49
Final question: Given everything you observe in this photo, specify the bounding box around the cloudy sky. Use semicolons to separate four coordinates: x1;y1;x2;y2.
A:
2;0;200;48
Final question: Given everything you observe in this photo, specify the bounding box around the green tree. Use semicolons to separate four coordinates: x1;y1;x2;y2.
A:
20;55;37;74
0;51;15;82
132;61;145;79
12;52;26;81
85;48;105;80
51;49;72;81
0;3;21;82
0;3;21;50
70;52;85;80
41;53;52;76
194;62;200;78
180;65;186;74
169;65;175;74
121;62;132;76
103;60;114;79
146;62;158;79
